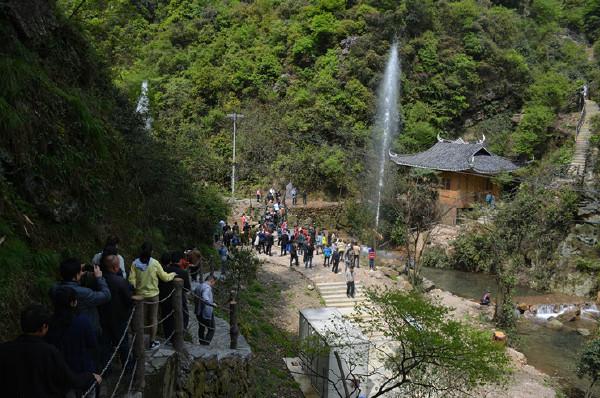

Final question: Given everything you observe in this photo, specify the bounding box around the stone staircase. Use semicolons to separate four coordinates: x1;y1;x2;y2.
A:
316;281;366;307
315;281;384;339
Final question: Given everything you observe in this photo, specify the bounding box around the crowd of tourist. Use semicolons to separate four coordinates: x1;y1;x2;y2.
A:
218;185;377;274
0;184;379;397
0;236;218;397
217;186;378;306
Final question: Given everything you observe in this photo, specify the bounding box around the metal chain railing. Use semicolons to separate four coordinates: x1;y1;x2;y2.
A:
109;333;137;398
126;360;138;394
82;307;136;397
144;309;175;329
144;289;175;305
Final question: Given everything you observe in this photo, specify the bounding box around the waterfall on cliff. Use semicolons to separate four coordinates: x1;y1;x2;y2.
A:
136;80;153;131
374;43;400;228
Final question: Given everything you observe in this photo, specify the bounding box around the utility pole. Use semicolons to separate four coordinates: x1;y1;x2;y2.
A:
226;112;244;198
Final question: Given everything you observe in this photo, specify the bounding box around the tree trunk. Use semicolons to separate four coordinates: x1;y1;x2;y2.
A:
334;351;351;398
585;377;597;398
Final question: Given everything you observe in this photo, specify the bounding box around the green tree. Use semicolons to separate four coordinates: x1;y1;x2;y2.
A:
488;182;577;327
354;289;510;397
578;339;600;398
380;170;441;289
512;105;555;157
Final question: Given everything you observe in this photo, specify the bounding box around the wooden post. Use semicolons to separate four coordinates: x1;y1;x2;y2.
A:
132;295;145;392
172;278;185;353
229;290;239;349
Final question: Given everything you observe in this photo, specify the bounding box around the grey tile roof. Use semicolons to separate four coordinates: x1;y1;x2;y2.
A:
389;139;518;175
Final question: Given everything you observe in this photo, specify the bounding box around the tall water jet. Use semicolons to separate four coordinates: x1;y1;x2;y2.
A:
374;43;400;228
136;80;153;131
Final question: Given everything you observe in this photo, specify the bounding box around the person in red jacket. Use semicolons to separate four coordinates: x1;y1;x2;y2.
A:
368;247;376;271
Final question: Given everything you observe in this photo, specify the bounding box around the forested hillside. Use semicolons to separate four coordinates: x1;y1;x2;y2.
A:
59;0;600;197
0;0;226;339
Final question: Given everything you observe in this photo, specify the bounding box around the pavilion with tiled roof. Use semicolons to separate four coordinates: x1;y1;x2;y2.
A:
389;135;519;224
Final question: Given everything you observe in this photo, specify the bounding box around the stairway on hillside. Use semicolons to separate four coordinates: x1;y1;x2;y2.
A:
569;99;599;178
315;281;384;339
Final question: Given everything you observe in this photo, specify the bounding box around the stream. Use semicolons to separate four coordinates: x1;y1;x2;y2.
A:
420;267;598;397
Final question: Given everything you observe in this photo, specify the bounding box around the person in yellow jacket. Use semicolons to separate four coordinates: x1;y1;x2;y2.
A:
129;242;176;349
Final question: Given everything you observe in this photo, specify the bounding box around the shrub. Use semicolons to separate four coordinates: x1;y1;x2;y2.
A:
450;232;495;272
575;257;600;273
421;246;450;269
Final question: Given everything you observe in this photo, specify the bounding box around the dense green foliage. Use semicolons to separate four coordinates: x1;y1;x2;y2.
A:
450;231;495;273
0;1;226;338
58;0;595;200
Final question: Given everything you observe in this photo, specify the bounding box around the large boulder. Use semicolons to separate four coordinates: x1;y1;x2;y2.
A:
577;328;592;336
422;278;436;292
557;308;580;323
547;319;564;330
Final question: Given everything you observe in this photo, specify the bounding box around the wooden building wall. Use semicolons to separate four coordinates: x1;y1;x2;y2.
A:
437;171;500;225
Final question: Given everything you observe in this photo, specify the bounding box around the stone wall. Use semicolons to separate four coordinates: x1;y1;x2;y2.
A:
287;203;346;230
178;346;251;397
144;316;252;398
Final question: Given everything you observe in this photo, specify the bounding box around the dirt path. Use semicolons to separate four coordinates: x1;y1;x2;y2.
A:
255;248;558;398
239;257;322;397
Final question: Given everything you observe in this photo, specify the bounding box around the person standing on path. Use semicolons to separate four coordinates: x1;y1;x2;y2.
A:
345;267;355;298
266;231;274;256
290;242;299;267
304;243;314;268
368;247;376;271
128;242;176;350
51;258;111;339
98;255;133;372
331;247;341;273
291;187;297;205
158;252;191;342
194;275;217;345
0;305;101;397
302;190;307;205
323;244;332;267
46;287;98;396
352;241;361;268
280;230;289;256
256;189;261;203
344;242;353;272
297;232;305;256
92;235;126;277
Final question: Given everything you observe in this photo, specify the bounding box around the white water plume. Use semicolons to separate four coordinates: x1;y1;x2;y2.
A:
374;43;400;228
136;80;153;131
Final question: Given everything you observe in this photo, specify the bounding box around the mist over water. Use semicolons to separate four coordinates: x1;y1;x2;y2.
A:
374;43;400;228
136;80;153;131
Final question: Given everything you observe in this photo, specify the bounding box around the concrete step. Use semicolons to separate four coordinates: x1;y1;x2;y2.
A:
316;281;364;287
318;287;364;293
320;292;365;299
317;282;363;292
324;296;366;303
325;302;360;308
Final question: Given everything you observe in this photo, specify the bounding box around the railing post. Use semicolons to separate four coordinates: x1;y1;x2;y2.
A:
132;295;145;392
229;290;239;349
172;278;185;353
